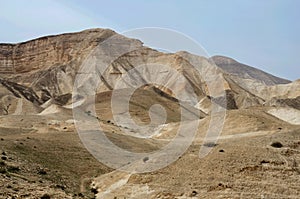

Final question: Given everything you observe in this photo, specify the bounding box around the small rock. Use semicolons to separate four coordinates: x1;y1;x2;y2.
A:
271;141;283;148
203;142;217;147
143;157;149;162
260;160;270;164
189;190;198;197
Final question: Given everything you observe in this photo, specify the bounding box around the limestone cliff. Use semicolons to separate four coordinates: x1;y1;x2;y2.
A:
0;29;116;74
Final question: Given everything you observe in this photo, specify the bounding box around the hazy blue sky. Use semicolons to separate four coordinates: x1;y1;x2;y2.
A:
0;0;299;80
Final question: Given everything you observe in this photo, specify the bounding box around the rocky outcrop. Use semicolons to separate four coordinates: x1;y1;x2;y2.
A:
267;96;300;110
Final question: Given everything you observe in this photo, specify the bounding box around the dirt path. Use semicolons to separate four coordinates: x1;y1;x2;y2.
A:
13;98;23;115
93;171;131;198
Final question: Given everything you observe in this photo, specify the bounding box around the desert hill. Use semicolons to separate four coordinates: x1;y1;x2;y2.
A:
0;29;299;198
0;28;295;115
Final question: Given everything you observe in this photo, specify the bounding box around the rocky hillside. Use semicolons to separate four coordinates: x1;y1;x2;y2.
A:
0;28;296;117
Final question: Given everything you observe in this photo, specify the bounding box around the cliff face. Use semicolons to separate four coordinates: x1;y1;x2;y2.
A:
0;44;15;73
0;29;121;110
0;29;116;74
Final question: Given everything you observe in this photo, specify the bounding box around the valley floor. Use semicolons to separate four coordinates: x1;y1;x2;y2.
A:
0;113;300;199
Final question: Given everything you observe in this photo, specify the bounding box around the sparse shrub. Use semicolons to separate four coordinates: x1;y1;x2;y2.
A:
1;156;7;160
41;193;51;199
38;169;47;175
91;187;98;194
0;161;5;166
0;167;6;174
2;103;11;115
7;165;20;173
291;158;300;174
12;187;19;192
56;184;65;190
86;111;92;116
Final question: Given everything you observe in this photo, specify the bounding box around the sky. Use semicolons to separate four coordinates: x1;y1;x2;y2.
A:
0;0;299;80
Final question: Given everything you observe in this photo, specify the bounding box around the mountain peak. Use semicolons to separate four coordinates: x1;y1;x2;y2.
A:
210;55;239;65
210;55;291;85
